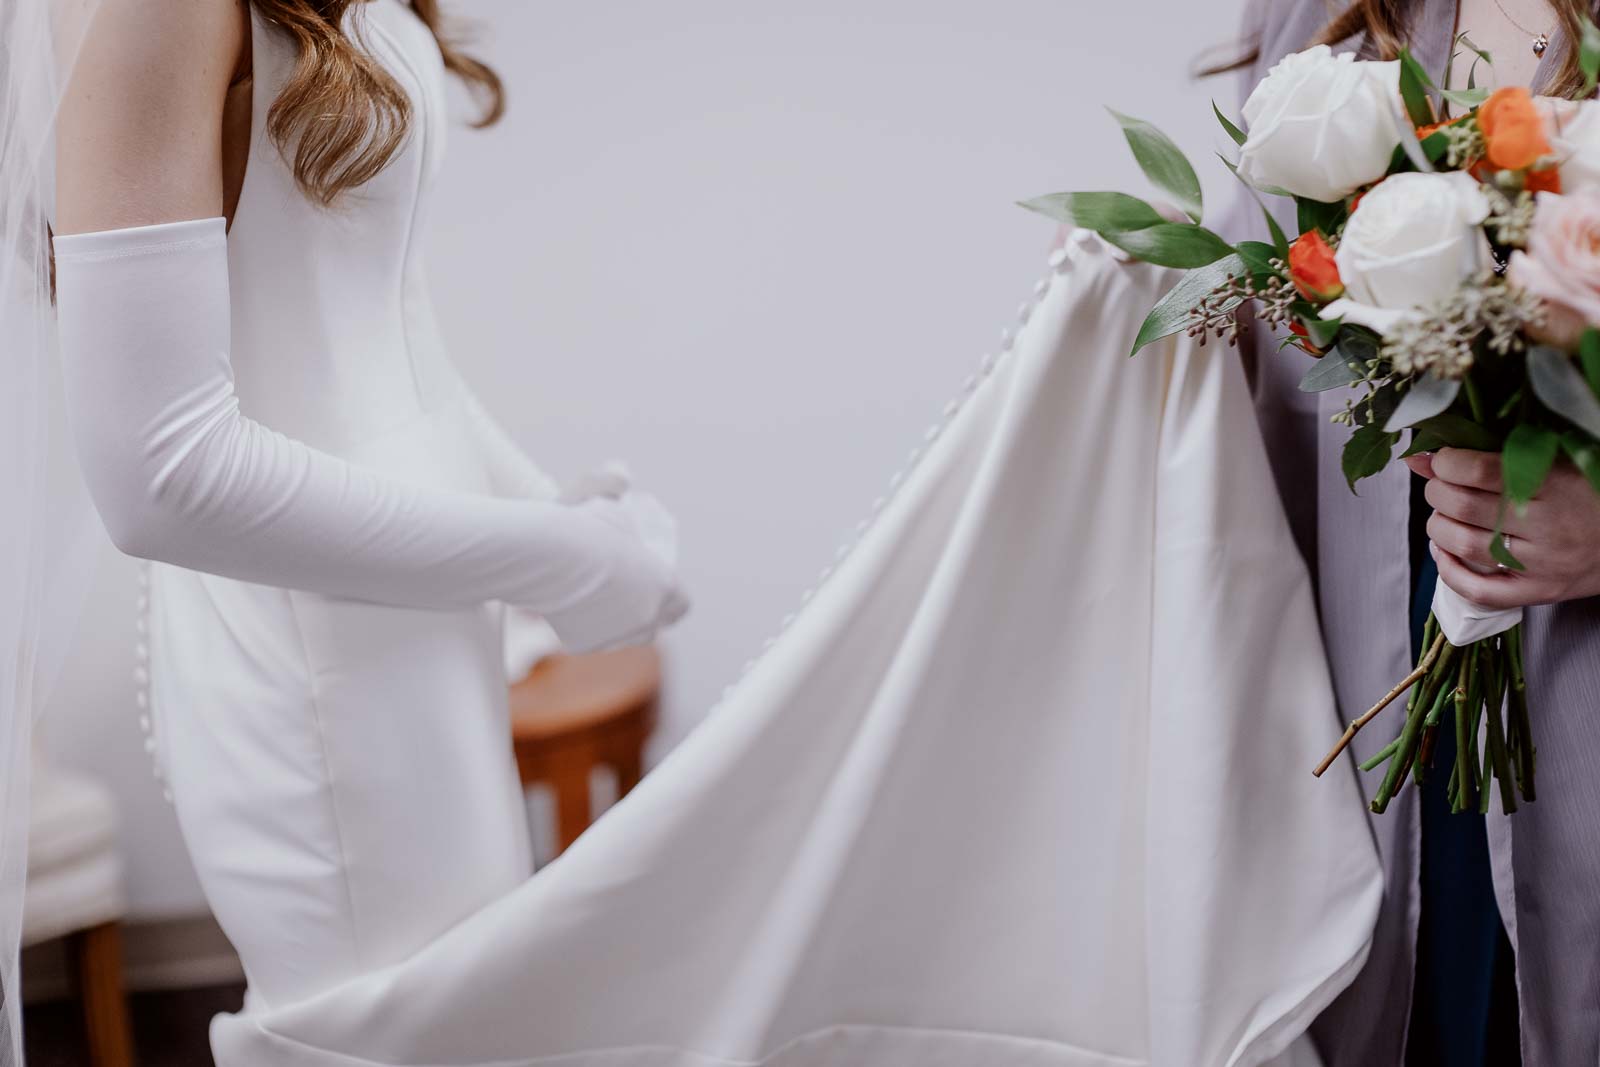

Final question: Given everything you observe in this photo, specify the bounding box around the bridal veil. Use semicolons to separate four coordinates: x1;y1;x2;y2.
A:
1;0;103;1060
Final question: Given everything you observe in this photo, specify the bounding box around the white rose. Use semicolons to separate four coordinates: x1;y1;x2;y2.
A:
1238;45;1404;203
1536;97;1600;194
1322;171;1492;335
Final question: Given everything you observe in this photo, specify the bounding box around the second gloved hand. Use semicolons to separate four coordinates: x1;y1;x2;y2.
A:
549;490;689;654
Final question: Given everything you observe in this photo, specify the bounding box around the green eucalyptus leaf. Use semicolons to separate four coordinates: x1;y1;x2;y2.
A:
1561;432;1600;495
1496;387;1525;420
1296;197;1346;238
1502;423;1561;509
1392;103;1437;173
1337;327;1380;365
1306;316;1346;350
1235;240;1279;277
1400;434;1434;458
1218;154;1291;253
1419;129;1451;162
1455;32;1492;93
1398;48;1437;126
1129;253;1247;356
1262;208;1290;256
1385;142;1416;175
1528;344;1600;439
1109;109;1204;223
1439;86;1489;109
1299;349;1363;392
1368;381;1403;428
1580;328;1600;397
1490;512;1527;571
1100;223;1235;269
1018;192;1165;232
1404;412;1501;453
1581;15;1600;96
1343;422;1401;492
1213;101;1247;147
1384;373;1462;431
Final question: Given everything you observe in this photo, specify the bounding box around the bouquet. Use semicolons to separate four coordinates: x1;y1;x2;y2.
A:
1026;28;1600;815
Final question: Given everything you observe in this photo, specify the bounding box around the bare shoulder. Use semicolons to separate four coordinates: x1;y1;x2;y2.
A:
55;0;248;234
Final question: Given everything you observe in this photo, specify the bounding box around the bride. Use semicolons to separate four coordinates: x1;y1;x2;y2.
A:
12;0;1385;1063
51;0;687;1016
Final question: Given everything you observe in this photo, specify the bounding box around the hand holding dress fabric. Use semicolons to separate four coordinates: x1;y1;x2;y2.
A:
52;216;684;653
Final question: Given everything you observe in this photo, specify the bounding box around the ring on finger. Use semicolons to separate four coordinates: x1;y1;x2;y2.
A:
1496;532;1515;573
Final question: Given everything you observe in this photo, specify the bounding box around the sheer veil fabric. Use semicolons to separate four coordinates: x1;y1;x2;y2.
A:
210;236;1382;1067
0;0;102;1061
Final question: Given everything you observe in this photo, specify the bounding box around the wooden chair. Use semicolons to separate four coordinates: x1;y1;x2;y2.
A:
509;646;660;856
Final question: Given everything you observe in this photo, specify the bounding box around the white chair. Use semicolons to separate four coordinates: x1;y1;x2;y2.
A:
24;755;135;1067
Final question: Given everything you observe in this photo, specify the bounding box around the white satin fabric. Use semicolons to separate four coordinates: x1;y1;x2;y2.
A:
209;234;1381;1067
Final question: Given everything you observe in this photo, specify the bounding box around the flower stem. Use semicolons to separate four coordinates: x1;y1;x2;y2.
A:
1360;736;1402;772
1464;374;1487;424
1335;618;1536;815
1483;651;1517;815
1455;649;1477;813
1373;665;1452;813
1508;625;1536;802
1316;631;1447;777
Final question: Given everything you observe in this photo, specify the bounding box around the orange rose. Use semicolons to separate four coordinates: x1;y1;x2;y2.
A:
1288;319;1327;356
1526;165;1563;194
1479;86;1553;171
1288;230;1343;303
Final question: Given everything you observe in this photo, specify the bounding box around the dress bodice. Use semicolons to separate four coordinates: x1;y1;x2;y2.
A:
227;0;482;488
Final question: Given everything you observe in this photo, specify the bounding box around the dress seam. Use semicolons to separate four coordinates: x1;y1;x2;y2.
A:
355;3;431;412
284;592;366;964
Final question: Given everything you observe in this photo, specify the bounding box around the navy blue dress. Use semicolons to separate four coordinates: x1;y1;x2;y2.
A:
1405;479;1520;1066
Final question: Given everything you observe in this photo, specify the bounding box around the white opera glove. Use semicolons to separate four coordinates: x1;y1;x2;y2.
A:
52;217;685;653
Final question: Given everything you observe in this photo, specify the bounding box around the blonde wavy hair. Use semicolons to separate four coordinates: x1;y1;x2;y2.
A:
252;0;503;206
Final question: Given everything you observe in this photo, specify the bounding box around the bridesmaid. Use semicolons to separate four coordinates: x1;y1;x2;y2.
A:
1220;2;1600;1065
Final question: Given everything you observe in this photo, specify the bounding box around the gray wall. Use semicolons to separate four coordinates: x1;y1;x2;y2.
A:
42;0;1249;919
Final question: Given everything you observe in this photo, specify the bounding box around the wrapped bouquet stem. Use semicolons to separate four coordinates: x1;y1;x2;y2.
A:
1024;26;1600;813
1317;593;1531;814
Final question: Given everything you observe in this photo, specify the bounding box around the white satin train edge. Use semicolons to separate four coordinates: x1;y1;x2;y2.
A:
210;235;1382;1067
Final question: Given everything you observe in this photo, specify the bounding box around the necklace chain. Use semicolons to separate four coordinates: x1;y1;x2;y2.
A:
1489;0;1553;55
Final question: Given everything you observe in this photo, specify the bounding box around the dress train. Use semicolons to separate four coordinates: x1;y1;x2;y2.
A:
210;235;1381;1067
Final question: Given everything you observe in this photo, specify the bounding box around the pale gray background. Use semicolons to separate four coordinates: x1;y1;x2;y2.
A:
42;0;1249;919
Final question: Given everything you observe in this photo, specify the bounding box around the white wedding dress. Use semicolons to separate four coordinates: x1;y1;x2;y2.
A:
54;0;679;1016
52;3;1382;1065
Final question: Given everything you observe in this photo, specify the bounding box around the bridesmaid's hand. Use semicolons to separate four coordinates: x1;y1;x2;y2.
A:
1406;447;1600;609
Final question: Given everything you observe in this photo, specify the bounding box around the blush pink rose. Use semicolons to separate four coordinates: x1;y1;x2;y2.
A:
1507;189;1600;349
1535;97;1600;194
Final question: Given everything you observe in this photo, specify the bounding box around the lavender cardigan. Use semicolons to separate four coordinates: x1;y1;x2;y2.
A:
1229;3;1600;1064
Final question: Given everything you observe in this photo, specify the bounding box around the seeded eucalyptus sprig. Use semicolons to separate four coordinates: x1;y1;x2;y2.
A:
1184;262;1298;348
